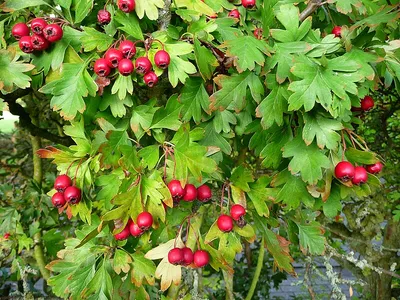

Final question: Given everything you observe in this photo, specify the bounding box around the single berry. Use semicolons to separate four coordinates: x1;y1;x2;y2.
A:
332;26;342;38
117;0;135;13
43;24;63;42
129;220;144;237
168;180;185;200
230;204;246;221
11;23;30;40
366;162;383;174
118;58;134;76
119;40;136;59
31;34;50;51
168;248;183;265
114;224;130;240
181;247;194;266
97;9;111;25
30;18;48;35
228;9;240;18
54;174;72;192
19;36;34;53
137;212;153;230
197;184;212;202
4;233;10;239
193;250;209;268
335;161;355;182
217;214;234;232
241;0;255;9
94;58;112;77
352;166;368;185
154;50;170;69
253;28;263;39
63;186;82;204
51;192;66;208
143;71;158;87
361;96;374;111
135;57;152;74
104;48;124;68
182;184;197;202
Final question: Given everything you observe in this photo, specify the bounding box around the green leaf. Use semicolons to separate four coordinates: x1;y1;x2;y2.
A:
114;10;144;40
131;252;156;287
138;146;160;170
247;176;272;217
214;17;243;41
168;55;197;87
80;27;113;52
150;95;182;131
81;258;113;299
213;110;236;133
334;0;364;14
111;74;134;100
345;147;378;165
73;0;94;24
113;249;132;274
130;101;158;140
32;38;70;75
135;0;164;20
282;134;331;184
323;186;342;219
179;77;210;123
0;50;34;92
204;220;220;243
218;233;242;263
193;38;218;80
1;0;47;11
99;130;132;168
230;166;254;192
95;173;122;206
18;234;33;252
200;122;232;155
175;0;215;16
296;221;326;255
99;93;133;118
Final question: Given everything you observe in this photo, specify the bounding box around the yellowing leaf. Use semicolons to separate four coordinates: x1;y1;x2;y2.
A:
0;50;34;92
135;0;164;20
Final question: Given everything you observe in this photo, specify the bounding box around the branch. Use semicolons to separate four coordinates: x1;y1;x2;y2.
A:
158;0;172;31
245;238;265;300
299;0;323;22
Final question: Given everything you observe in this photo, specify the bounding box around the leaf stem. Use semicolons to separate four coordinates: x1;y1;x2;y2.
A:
245;238;265;300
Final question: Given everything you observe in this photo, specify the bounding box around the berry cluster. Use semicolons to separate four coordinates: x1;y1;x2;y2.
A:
334;161;383;185
167;180;212;204
12;18;63;53
217;204;246;233
168;247;210;268
51;175;81;208
97;0;136;25
114;212;153;240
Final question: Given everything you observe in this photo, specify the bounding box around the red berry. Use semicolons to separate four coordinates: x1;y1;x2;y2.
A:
154;50;170;69
168;180;185;200
118;58;134;76
168;248;183;265
143;71;158;87
181;247;194;266
352;166;368;185
119;40;136;59
230;204;246;221
63;186;82;204
241;0;255;9
117;0;135;13
129;220;144;237
137;212;153;230
332;26;342;38
11;23;30;40
97;9;111;25
94;58;111;77
54;174;72;192
31;18;48;35
253;28;263;39
31;34;50;51
114;224;130;240
182;184;197;202
19;36;34;53
193;250;209;268
217;214;233;232
361;96;374;111
135;57;152;74
4;233;10;239
197;184;212;202
228;9;240;18
366;162;383;174
105;48;124;68
43;24;63;42
51;192;66;208
334;161;355;182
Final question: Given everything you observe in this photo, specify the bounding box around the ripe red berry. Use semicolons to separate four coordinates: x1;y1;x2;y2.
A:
352;166;368;185
143;71;158;87
135;57;152;74
117;0;135;13
63;186;82;204
118;58;134;76
366;162;383;174
241;0;255;9
253;28;263;39
51;192;66;208
43;24;63;42
335;161;355;182
181;247;194;266
217;214;234;232
154;50;170;69
129;220;144;237
104;48;124;68
114;224;130;240
4;233;10;239
19;36;34;53
137;212;153;230
193;250;209;268
332;26;342;38
54;174;72;192
182;184;197;202
11;23;30;40
31;34;50;51
197;184;212;202
361;96;374;111
168;180;185;200
31;18;48;35
168;248;183;265
228;9;240;18
94;58;111;77
230;204;246;221
97;9;111;25
119;40;136;59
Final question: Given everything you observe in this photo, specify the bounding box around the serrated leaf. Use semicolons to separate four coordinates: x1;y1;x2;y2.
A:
247;176;272;217
73;0;94;24
113;249;132;274
204;220;220;243
230;166;254;192
194;38;218;80
111;74;134;100
0;0;47;11
99;93;133;118
296;221;325;255
200;122;232;155
218;233;242;263
234;224;256;242
214;17;243;41
99;130;132;168
322;186;342;218
334;0;364;14
179;77;210;123
80;27;113;52
114;10;143;40
345;147;378;165
138;146;160;170
81;258;113;299
131;252;156;287
135;0;164;20
168;55;197;87
175;0;215;16
130;102;159;140
0;50;34;92
150;95;182;131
